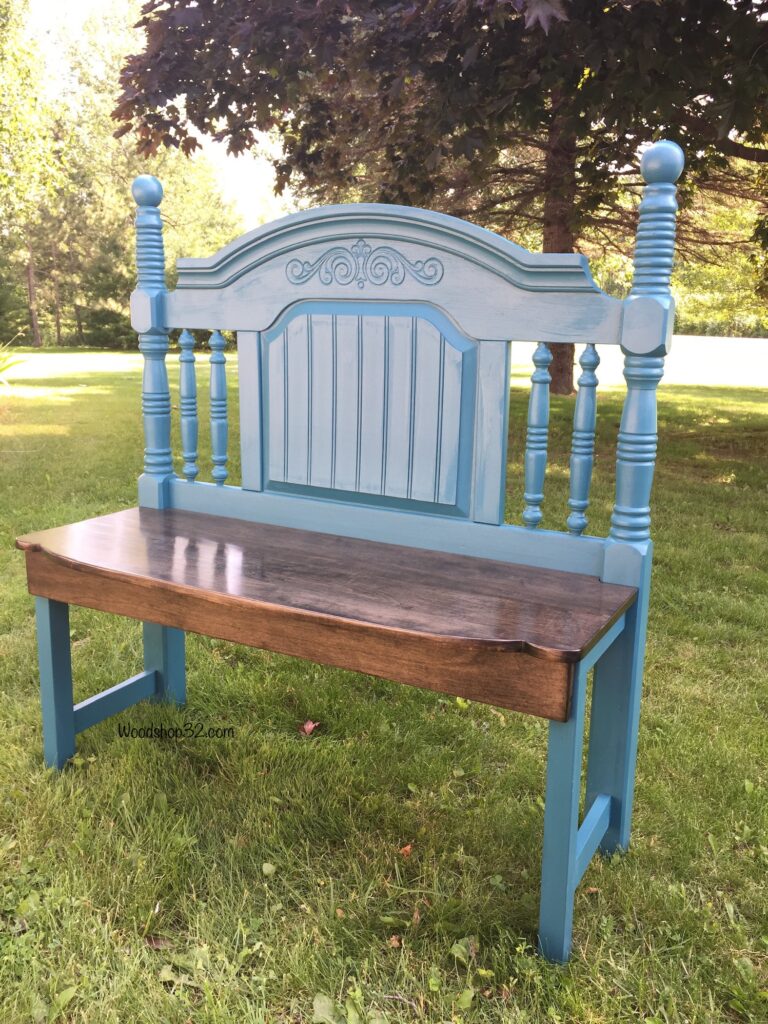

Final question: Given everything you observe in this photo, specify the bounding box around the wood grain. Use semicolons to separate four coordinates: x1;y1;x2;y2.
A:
17;508;636;721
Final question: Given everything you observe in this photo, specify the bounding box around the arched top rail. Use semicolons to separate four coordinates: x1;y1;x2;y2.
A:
161;203;653;347
175;203;602;295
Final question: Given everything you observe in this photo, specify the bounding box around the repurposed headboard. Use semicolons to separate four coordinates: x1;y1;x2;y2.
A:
130;141;680;591
18;139;684;965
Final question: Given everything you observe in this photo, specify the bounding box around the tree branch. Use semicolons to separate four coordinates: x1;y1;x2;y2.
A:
714;138;768;163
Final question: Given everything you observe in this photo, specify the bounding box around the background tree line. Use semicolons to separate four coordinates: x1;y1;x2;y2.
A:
0;0;240;350
1;0;766;379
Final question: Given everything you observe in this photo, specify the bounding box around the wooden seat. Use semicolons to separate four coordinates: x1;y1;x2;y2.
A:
17;507;635;722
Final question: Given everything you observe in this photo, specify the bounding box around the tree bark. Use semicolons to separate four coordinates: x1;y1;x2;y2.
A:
542;111;577;395
74;303;85;346
51;251;63;346
25;249;43;348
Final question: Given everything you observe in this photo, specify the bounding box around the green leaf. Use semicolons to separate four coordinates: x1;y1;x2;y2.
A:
450;936;476;966
456;987;475;1009
52;986;77;1013
744;779;754;794
312;993;343;1024
344;996;362;1024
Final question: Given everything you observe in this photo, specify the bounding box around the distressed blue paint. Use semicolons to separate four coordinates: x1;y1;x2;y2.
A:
586;547;653;851
574;793;612;881
471;340;510;525
567;344;600;535
130;179;189;713
238;332;264;491
580;612;627;672
131;175;173;510
73;670;158;734
260;301;477;516
179;329;199;482
169;477;610;576
144;621;186;705
34;599;173;767
209;330;228;485
35;597;75;770
610;141;684;543
167;202;628;347
30;147;684;965
538;660;588;963
522;342;552;528
286;237;445;287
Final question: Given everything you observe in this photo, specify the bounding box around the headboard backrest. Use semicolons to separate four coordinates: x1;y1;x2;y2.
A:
130;140;684;584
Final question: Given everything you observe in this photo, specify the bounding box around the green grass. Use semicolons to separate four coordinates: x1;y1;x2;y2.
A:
1;352;766;1023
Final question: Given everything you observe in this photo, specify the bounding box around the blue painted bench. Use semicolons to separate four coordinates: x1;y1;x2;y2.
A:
16;140;685;962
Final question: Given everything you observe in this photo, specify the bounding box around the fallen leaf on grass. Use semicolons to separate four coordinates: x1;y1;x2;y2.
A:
312;993;344;1024
398;843;413;857
300;720;320;736
388;934;401;948
262;862;277;876
456;987;474;1009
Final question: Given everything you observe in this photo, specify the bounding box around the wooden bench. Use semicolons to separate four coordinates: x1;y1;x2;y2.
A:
17;139;685;963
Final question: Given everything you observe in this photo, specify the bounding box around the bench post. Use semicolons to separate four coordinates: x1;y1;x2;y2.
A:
589;140;684;853
130;175;174;510
35;597;76;770
586;552;652;852
131;174;187;705
538;661;588;963
143;622;186;706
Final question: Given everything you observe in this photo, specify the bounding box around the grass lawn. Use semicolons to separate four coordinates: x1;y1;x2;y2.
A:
0;351;766;1023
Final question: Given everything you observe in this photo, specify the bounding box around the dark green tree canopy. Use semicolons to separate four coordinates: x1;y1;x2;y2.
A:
116;1;768;196
115;0;768;389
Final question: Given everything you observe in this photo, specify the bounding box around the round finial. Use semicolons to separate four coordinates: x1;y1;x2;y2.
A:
640;140;685;185
131;175;163;206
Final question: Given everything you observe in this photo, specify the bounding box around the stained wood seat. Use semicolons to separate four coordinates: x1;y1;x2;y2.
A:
17;507;635;722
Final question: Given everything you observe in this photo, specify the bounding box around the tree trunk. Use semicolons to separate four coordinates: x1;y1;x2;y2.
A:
25;250;43;348
542;111;578;395
74;303;85;346
51;252;63;346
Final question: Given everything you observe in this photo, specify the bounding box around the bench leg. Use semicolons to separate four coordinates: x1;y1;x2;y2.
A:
35;597;76;770
538;661;588;964
143;623;186;705
585;599;647;853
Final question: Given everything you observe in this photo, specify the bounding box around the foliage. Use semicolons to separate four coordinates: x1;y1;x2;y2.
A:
114;0;768;384
115;0;768;233
0;2;242;349
1;352;766;1021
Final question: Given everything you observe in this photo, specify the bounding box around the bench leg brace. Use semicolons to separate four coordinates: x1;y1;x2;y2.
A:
35;599;186;769
585;598;647;853
538;602;646;962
